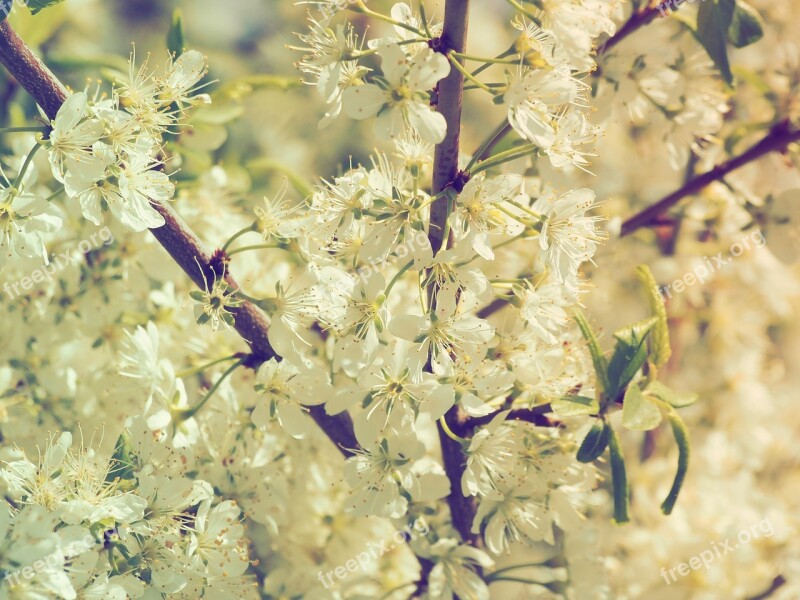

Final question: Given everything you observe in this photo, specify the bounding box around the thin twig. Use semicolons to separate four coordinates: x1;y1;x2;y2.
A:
620;121;800;236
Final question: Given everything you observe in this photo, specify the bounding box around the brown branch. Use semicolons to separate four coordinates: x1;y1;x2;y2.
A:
427;0;480;548
620;121;800;237
454;404;560;437
0;20;359;457
598;2;665;56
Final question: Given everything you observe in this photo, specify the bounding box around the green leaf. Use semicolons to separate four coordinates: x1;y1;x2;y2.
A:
727;1;764;48
636;265;671;368
574;310;609;393
606;317;658;399
552;395;599;418
167;9;185;57
622;384;663;431
26;0;66;15
576;420;609;463
646;380;699;408
608;426;630;524
661;409;691;515
695;0;736;85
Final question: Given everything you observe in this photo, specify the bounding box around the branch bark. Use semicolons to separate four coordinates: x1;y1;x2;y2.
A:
427;0;481;548
0;20;359;457
620;121;800;236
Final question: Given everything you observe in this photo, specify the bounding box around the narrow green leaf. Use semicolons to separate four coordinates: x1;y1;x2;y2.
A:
727;1;764;48
27;0;66;15
576;420;609;463
646;380;699;408
661;410;691;515
167;10;185;57
695;0;736;85
574;310;609;392
552;395;600;418
606;317;658;399
608;426;630;524
636;265;671;368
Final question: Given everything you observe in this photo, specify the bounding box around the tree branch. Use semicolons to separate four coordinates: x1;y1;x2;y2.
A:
456;404;560;436
0;20;359;457
598;1;664;56
427;0;480;548
620;121;800;237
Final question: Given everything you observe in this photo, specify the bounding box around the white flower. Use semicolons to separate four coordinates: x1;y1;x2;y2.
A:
188;500;249;578
0;186;62;268
262;269;326;366
117;321;170;399
534;188;604;282
47;91;104;182
252;359;324;438
343;433;448;517
427;539;494;600
450;173;524;260
390;292;494;380
504;66;584;148
343;44;449;143
516;273;572;344
462;411;528;497
117;141;173;230
160;50;208;106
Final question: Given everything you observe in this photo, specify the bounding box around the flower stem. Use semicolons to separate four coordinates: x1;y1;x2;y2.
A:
226;243;283;257
384;260;415;297
447;52;497;94
221;223;257;253
13;140;42;189
176;354;240;378
179;358;244;420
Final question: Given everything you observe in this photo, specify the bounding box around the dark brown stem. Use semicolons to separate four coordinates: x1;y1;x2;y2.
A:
428;0;470;252
427;0;480;548
620;122;800;237
598;2;664;56
0;20;359;457
457;404;559;435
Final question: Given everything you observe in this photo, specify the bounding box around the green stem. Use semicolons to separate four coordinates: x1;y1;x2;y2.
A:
227;243;283;257
13;140;42;188
447;52;497;94
452;51;517;65
176;354;240;378
505;0;541;22
384;260;414;297
221;223;257;253
438;416;467;445
467;121;514;171
349;1;426;36
471;143;537;174
178;358;244;420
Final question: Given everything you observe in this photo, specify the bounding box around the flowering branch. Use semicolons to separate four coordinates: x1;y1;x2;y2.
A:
620;121;800;236
426;0;482;548
0;20;359;457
